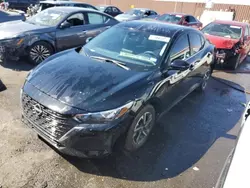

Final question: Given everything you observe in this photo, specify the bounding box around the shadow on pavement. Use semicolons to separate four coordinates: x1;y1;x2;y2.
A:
0;79;7;92
0;60;34;71
58;77;246;181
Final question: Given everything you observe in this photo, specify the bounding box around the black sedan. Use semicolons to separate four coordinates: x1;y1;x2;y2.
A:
96;5;123;17
21;21;215;158
0;7;118;64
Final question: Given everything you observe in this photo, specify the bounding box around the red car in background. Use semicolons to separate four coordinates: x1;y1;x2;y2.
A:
202;20;250;69
156;13;203;29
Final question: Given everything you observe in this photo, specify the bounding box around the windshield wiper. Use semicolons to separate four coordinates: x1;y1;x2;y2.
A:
90;56;130;70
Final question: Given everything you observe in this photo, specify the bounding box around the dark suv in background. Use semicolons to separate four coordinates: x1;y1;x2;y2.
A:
6;0;39;11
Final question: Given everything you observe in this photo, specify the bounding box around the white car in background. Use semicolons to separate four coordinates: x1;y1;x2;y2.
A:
216;102;250;188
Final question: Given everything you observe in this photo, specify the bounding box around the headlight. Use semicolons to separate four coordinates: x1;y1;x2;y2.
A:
1;37;25;46
74;101;134;124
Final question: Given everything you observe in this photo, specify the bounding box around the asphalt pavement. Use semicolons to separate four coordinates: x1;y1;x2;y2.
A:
0;58;249;188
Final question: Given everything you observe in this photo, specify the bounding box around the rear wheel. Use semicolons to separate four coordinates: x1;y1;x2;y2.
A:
124;105;156;152
28;41;53;65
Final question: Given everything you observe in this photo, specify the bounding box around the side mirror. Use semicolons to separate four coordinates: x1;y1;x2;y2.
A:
170;59;190;70
60;21;71;29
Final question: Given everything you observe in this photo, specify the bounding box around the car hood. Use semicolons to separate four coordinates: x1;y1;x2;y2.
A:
115;14;140;21
26;49;152;112
0;20;55;40
204;34;240;49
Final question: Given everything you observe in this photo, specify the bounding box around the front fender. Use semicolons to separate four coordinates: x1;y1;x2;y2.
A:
26;32;56;50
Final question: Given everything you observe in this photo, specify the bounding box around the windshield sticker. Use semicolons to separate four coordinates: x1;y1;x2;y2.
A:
175;15;182;18
119;51;156;64
160;43;167;56
230;26;241;29
50;13;61;20
148;35;170;43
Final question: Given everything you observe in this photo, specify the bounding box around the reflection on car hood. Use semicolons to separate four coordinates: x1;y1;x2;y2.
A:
27;50;152;112
115;14;139;21
0;21;54;40
204;34;239;49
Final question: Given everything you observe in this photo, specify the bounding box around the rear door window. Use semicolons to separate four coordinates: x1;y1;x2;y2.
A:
186;16;197;23
189;33;202;55
86;12;110;24
170;34;191;61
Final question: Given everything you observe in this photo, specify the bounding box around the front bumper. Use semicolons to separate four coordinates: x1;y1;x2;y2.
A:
216;49;239;64
0;39;26;61
21;88;133;158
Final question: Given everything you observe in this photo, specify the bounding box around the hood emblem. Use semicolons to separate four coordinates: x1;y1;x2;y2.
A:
33;104;43;116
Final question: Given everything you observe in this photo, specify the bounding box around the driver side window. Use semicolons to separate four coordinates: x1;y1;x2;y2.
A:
170;34;191;62
66;13;84;27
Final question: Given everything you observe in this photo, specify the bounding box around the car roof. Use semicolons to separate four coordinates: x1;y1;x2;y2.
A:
132;8;151;11
119;20;195;36
40;1;91;5
45;6;99;13
166;12;186;16
214;20;248;27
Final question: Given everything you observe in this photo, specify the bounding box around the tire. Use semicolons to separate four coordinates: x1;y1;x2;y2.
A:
197;67;211;92
124;105;156;152
28;41;54;65
229;54;241;70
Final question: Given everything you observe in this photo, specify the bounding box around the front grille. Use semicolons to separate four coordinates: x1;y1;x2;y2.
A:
21;92;74;141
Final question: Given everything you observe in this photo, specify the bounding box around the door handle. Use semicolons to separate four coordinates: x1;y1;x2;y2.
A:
78;30;87;37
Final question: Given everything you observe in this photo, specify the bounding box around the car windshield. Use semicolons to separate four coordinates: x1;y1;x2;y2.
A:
157;14;182;23
202;23;242;39
96;6;105;11
26;9;67;27
81;26;170;68
125;9;145;16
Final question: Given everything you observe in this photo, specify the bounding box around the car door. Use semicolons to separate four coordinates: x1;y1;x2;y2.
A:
56;12;87;51
158;34;192;110
187;32;210;87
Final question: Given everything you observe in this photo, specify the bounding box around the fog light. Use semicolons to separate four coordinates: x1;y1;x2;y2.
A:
220;59;224;63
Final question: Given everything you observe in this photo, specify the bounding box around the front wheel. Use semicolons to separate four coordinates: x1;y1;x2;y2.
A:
124;105;156;152
28;41;53;65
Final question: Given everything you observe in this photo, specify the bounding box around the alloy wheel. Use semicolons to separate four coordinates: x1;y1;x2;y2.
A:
29;45;51;64
133;112;153;146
